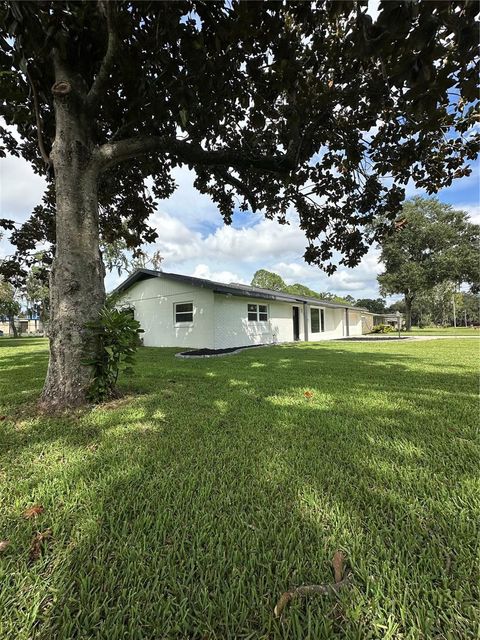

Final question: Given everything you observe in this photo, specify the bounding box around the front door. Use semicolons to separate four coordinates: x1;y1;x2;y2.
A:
292;306;300;341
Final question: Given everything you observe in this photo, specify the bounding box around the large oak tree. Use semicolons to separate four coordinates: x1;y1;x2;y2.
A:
378;196;480;329
0;1;478;408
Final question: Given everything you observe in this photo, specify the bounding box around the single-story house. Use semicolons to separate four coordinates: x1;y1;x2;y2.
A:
114;269;369;350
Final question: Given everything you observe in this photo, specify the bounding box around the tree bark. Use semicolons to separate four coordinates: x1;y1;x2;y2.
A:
40;75;105;410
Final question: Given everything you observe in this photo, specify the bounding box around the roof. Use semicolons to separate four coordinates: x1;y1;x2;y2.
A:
113;269;368;311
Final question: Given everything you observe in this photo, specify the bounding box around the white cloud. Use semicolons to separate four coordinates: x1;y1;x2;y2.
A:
190;264;245;284
0;154;46;220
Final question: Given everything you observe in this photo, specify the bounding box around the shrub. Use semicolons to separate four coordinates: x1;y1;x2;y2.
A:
83;303;144;403
371;323;394;334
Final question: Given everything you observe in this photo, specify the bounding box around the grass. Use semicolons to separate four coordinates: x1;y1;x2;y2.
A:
401;326;479;336
0;337;479;639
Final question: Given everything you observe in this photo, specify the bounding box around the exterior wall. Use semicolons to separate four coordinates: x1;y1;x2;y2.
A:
362;312;374;334
0;319;44;335
213;294;305;349
348;310;363;336
117;277;215;348
306;305;344;340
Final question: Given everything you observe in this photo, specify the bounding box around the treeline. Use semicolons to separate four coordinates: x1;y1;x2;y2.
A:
250;268;479;326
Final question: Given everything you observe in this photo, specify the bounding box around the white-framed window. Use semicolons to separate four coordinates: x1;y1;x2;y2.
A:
247;303;268;322
174;301;194;324
311;308;325;333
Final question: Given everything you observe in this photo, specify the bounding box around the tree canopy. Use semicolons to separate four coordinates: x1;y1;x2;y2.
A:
1;1;479;276
355;298;387;314
377;196;480;329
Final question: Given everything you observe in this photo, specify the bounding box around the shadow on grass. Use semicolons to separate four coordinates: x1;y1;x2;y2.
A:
1;341;478;639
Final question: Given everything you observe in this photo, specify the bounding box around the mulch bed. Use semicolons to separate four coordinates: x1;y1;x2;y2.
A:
177;344;267;358
339;336;409;341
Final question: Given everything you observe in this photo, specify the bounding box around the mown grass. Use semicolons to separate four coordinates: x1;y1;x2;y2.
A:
401;326;479;336
0;337;479;639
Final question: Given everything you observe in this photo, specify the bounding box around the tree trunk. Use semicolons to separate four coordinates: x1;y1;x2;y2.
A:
9;315;18;338
404;295;413;331
41;81;105;410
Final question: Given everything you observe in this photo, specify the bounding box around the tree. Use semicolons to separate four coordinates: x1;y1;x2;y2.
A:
1;2;478;408
355;298;387;314
25;254;50;334
378;197;480;330
0;279;21;337
102;239;164;276
251;270;286;292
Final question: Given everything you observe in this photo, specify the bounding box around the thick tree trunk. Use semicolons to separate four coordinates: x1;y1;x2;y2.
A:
41;82;105;410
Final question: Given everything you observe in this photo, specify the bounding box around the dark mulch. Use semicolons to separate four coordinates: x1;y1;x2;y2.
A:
178;344;266;357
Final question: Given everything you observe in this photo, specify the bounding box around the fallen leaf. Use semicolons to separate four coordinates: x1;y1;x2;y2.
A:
0;540;10;553
304;390;314;399
0;416;7;421
328;79;334;88
29;528;52;562
332;550;345;583
23;505;44;519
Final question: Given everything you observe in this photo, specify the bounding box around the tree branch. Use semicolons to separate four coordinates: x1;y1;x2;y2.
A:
96;136;295;175
25;66;51;169
214;168;259;211
86;0;118;110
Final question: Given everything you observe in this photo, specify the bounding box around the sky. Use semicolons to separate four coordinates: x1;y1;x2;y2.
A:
1;0;479;301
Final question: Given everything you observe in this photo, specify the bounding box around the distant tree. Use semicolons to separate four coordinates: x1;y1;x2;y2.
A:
284;283;322;299
378;197;480;330
102;239;164;277
0;279;21;337
251;270;287;292
25;254;50;334
355;298;387;314
1;2;479;408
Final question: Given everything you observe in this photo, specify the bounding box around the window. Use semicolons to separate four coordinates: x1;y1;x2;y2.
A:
247;303;268;321
311;308;325;333
175;302;193;323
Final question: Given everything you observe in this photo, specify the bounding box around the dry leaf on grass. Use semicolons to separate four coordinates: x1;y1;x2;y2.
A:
332;550;345;583
23;505;44;519
29;529;52;562
304;390;314;400
0;540;10;553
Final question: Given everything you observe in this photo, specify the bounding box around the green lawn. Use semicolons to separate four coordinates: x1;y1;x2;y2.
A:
401;326;479;336
0;338;479;639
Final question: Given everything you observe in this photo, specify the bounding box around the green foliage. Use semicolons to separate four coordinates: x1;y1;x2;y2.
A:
83;304;144;403
371;323;394;334
355;297;387;314
0;338;479;638
378;197;480;328
1;2;479;278
251;269;286;291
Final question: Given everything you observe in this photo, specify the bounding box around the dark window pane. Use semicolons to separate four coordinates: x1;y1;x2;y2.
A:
259;305;267;313
321;309;325;332
248;304;257;313
259;313;268;321
311;308;320;333
176;312;193;323
248;312;257;321
176;303;193;313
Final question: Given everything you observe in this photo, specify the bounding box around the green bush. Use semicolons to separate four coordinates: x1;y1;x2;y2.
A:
83;303;144;403
371;323;394;334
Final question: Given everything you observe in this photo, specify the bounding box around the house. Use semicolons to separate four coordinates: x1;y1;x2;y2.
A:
114;269;369;350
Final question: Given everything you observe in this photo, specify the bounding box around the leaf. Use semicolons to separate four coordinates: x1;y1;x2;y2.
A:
23;505;44;519
304;390;314;399
29;528;52;562
332;549;345;583
0;540;10;553
0;415;7;421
